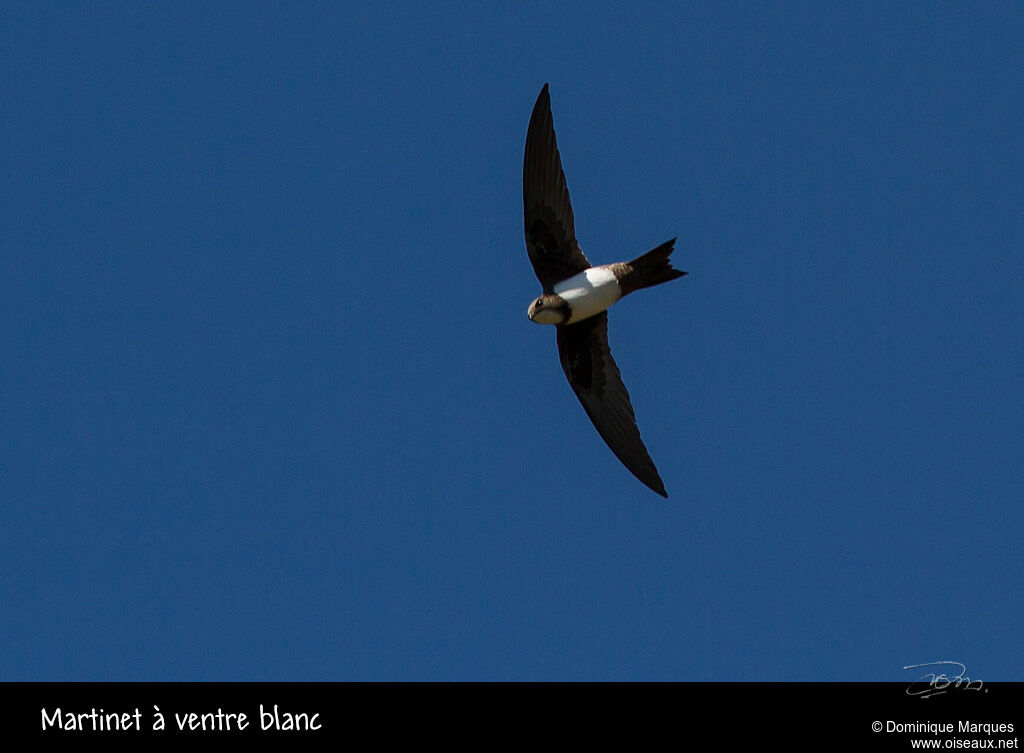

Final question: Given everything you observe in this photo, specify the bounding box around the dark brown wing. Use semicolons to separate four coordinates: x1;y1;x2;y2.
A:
556;313;668;497
524;84;591;292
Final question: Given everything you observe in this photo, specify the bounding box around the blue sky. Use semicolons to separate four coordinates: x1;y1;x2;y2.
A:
2;2;1022;681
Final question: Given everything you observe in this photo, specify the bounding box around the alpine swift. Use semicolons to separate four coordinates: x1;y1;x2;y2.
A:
523;83;686;497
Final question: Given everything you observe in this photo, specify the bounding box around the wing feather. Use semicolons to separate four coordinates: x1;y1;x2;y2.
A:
556;313;668;497
523;84;591;292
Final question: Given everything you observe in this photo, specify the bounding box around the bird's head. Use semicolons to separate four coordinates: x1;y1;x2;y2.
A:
528;294;570;325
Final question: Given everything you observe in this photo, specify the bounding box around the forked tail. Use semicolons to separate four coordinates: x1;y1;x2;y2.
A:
617;238;686;296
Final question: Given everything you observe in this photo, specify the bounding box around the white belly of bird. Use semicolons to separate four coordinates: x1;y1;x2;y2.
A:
553;266;622;324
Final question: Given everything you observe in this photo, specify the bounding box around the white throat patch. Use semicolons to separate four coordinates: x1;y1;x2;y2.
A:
532;307;564;325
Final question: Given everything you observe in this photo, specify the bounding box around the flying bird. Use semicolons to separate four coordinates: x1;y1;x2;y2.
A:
523;83;686;497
